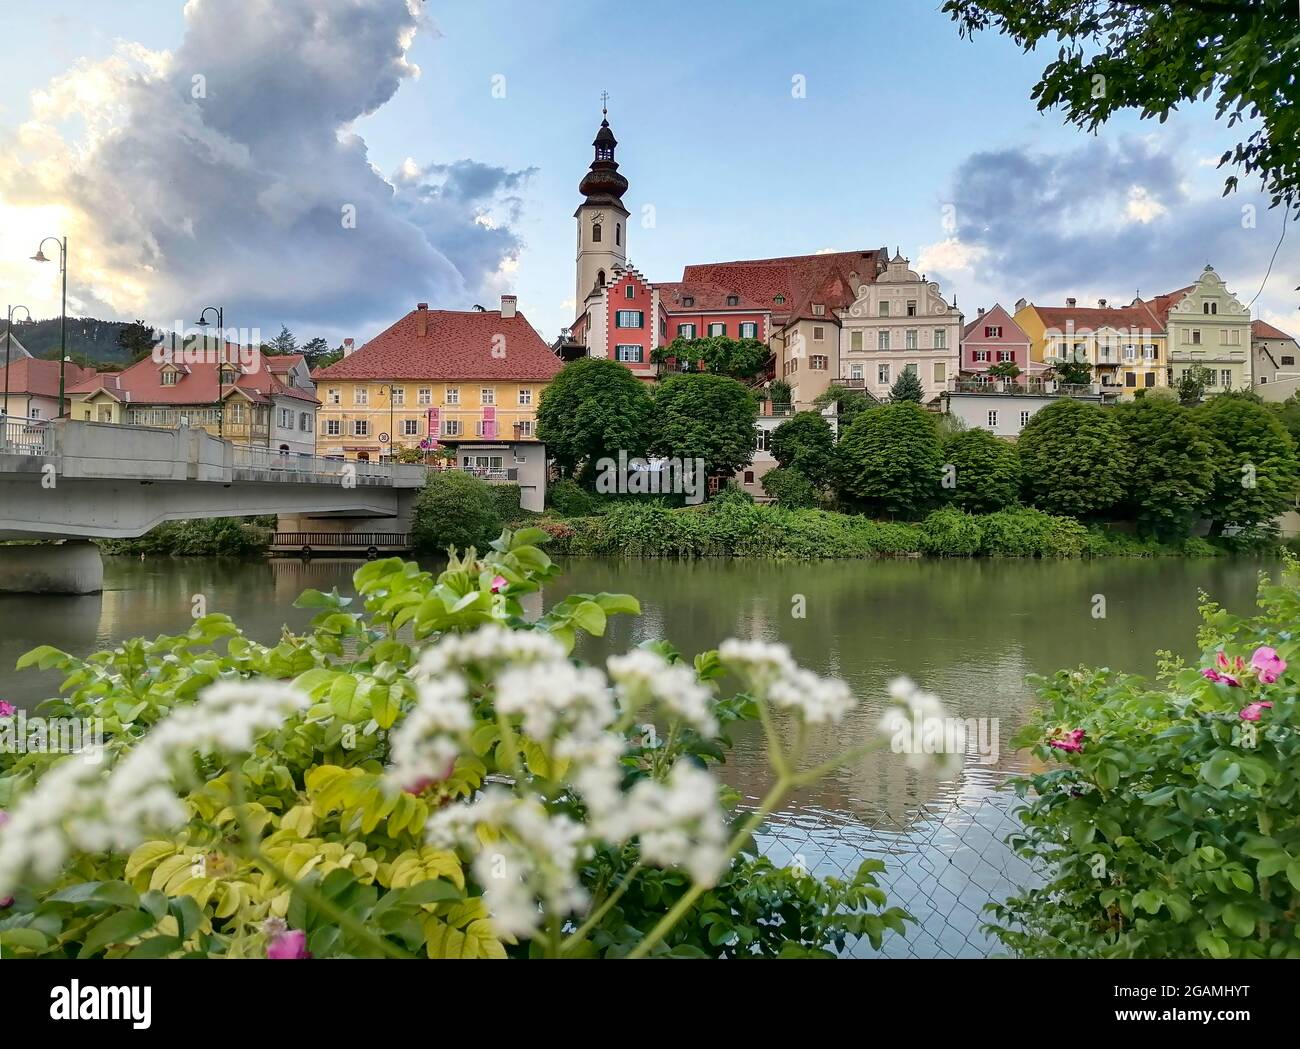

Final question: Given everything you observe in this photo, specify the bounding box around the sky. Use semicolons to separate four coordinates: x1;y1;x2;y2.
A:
0;0;1296;349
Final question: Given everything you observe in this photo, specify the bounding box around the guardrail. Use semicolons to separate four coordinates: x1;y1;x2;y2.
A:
0;417;50;455
273;531;410;550
231;444;413;485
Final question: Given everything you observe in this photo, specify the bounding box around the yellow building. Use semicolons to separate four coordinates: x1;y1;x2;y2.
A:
1015;297;1167;398
313;297;560;462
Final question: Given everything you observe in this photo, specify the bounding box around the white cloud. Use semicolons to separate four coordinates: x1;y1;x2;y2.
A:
917;238;989;273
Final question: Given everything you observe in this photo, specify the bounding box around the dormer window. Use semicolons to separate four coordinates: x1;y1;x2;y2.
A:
682;296;694;307
774;294;786;305
726;295;739;307
219;365;238;383
161;369;179;386
812;304;825;316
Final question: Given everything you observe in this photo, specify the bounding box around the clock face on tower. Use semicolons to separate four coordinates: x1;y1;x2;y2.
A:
590;211;605;228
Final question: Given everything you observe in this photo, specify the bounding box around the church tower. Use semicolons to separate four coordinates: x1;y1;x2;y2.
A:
575;97;629;314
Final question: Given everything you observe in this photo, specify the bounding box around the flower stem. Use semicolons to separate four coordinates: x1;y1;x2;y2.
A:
562;862;643;955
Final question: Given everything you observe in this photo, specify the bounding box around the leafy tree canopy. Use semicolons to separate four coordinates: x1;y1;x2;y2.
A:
1113;399;1218;539
652;335;769;382
943;0;1300;217
1177;364;1214;406
410;471;502;554
650;374;758;478
769;411;837;487
1018;398;1129;517
942;428;1021;513
1195;394;1300;531
536;357;655;482
814;385;878;432
836;402;944;518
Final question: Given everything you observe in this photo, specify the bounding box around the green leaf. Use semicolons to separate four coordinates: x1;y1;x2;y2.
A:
78;909;157;958
570;600;607;636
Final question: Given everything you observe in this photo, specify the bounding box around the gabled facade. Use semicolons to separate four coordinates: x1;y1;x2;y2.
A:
1252;319;1300;388
1016;297;1165;398
1141;266;1251;393
0;357;96;421
961;304;1034;382
838;251;962;403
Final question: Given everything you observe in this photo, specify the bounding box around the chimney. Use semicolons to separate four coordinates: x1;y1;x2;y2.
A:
1065;297;1077;308
500;294;517;319
977;306;985;317
1014;298;1027;313
416;302;428;338
1098;298;1108;309
343;338;355;357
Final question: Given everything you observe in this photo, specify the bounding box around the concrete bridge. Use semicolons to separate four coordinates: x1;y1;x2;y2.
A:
0;418;428;593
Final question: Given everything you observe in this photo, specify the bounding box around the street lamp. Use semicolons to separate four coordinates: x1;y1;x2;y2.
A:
31;236;68;417
195;306;225;437
384;384;398;462
3;304;32;420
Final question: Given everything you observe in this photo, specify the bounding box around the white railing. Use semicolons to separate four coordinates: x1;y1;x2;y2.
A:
1;416;50;455
230;444;410;484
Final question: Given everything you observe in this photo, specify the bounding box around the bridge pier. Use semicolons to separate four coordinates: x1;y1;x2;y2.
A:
0;541;104;595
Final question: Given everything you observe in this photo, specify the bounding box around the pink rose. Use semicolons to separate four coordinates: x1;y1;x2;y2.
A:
1251;646;1287;685
490;575;508;594
1048;728;1086;753
0;702;15;718
1239;701;1274;722
267;929;310;959
1201;668;1242;687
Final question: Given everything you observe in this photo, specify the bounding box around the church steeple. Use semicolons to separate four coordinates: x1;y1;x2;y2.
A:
578;95;629;206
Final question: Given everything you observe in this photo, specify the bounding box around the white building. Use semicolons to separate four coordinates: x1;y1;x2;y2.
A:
837;251;962;404
942;384;1106;439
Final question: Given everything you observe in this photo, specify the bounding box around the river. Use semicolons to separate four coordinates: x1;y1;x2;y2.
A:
0;554;1273;956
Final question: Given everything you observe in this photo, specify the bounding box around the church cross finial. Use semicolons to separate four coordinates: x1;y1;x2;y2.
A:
600;90;609;116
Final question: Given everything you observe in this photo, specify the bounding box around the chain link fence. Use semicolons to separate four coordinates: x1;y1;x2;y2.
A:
756;768;1042;958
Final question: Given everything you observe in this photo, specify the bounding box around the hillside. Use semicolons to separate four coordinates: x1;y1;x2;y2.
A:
4;317;137;366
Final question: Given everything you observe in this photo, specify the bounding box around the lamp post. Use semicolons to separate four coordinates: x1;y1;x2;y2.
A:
3;304;32;420
195;306;225;437
385;384;397;462
30;236;68;417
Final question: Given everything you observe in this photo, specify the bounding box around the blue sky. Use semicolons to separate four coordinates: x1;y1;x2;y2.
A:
0;0;1295;346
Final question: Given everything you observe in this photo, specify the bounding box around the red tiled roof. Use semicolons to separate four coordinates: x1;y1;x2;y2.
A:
1252;319;1296;342
679;249;885;327
67;344;318;406
655;281;770;314
1033;301;1164;335
313;306;560;382
265;353;305;373
1137;287;1195;327
0;358;96;400
962;304;1030;341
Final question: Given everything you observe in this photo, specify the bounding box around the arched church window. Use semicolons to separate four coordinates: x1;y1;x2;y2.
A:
592;223;602;243
616;224;621;246
597;269;606;287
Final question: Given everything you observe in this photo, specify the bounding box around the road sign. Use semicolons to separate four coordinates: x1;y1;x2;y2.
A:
378;432;390;445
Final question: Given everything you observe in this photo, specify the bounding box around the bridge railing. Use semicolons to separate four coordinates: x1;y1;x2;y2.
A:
230;444;413;485
0;416;50;456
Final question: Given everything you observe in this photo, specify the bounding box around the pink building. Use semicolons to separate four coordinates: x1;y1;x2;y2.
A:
960;304;1035;382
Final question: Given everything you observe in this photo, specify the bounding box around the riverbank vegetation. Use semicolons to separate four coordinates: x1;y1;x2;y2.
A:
989;557;1300;958
0;532;919;958
98;517;274;556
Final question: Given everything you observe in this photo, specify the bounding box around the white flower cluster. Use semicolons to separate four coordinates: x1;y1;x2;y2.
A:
416;624;566;680
719;639;857;724
386;675;473;792
607;648;718;737
427;786;590;938
0;680;309;897
877;676;963;771
495;661;615;743
601;761;729;886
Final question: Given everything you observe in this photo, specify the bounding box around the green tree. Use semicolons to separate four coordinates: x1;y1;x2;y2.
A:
1018;399;1128;518
300;336;331;366
410;471;503;554
836;402;943;518
1113;399;1217;539
769;411;836;487
987;361;1021;382
1052;360;1092;387
889;367;925;402
768;380;792;406
813;385;878;432
942;1;1300;218
1176;364;1213;406
266;325;298;356
116;320;157;362
1271;396;1300;447
651;374;758;480
760;467;820;509
941;428;1021;513
1195;395;1300;534
652;335;769;382
536;358;654;482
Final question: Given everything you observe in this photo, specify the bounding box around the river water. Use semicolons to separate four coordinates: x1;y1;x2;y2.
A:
0;554;1272;956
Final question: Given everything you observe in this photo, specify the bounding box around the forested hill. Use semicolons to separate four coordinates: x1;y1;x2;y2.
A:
4;317;137;366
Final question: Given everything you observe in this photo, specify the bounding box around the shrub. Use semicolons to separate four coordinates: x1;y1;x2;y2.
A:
410;471;502;554
917;508;984;556
761;467;820;509
0;532;919;959
770;412;836;487
100;517;271;556
548;478;604;517
941;428;1020;513
488;483;533;525
988;559;1300;958
978;507;1090;557
1114;399;1216;540
1195;395;1300;534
